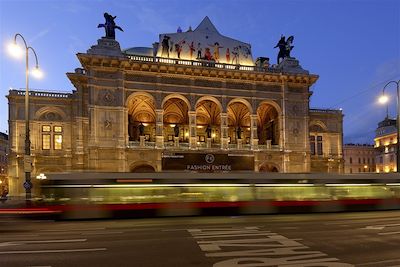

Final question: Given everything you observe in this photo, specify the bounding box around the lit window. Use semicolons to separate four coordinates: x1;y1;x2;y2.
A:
317;136;323;155
42;125;51;132
54;134;63;150
42;134;51;150
54;126;63;133
310;136;315;155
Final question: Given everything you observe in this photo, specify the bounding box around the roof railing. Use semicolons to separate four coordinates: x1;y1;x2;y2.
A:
9;89;72;98
126;54;282;73
309;108;342;114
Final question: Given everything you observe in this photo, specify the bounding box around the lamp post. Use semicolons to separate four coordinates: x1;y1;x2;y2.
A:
378;80;400;173
7;33;43;202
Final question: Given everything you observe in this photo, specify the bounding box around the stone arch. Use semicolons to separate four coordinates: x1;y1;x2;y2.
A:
227;100;251;143
162;95;190;125
129;161;156;172
257;100;281;146
195;96;222;142
259;162;280;172
309;120;328;132
257;100;282;116
195;96;223;112
162;93;191;111
227;102;251;127
125;91;155;107
35;106;67;121
227;98;253;114
126;92;156;141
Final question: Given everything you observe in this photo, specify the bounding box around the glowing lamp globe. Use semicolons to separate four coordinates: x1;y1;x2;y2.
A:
31;67;43;79
379;95;389;104
7;42;23;59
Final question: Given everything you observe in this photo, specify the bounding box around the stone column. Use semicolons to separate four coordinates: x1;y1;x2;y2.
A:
155;109;164;149
237;139;243;150
206;138;212;148
250;114;258;150
220;113;228;150
140;136;145;147
188;111;197;149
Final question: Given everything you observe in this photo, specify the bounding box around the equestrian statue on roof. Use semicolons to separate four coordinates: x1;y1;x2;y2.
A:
98;12;123;39
274;35;294;64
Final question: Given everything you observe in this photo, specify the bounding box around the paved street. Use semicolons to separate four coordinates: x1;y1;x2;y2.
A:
1;211;400;266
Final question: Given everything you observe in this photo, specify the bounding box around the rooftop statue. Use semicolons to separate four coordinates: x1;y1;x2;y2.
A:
98;12;123;39
274;35;294;64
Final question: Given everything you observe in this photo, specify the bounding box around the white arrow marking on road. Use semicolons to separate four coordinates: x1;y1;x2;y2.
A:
0;238;87;247
364;226;385;230
363;223;400;230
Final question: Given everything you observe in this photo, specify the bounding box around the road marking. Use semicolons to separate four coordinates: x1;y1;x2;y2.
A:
162;228;191;232
40;227;106;232
378;231;400;235
82;231;123;235
0;248;107;254
363;226;385;230
0;238;87;247
357;258;400;266
363;223;400;230
188;227;354;267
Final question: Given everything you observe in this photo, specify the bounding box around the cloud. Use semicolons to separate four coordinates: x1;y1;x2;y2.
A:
29;27;53;44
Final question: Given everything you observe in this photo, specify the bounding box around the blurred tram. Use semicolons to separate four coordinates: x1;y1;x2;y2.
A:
36;172;400;219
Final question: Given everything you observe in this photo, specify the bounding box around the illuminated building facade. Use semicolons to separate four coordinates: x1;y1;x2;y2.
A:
343;144;376;173
0;132;8;196
7;17;343;196
374;117;397;173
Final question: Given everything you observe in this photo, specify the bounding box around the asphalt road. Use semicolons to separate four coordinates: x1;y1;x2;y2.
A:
1;211;400;267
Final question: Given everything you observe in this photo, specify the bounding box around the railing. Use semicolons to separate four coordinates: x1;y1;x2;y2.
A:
127;140;280;151
126;54;282;73
9;89;72;98
145;141;156;148
164;141;190;149
310;108;342;114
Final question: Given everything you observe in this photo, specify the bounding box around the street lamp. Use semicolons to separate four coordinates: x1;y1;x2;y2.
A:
36;173;47;180
378;80;400;173
7;33;43;202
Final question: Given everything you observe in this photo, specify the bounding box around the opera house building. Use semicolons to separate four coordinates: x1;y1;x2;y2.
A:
7;17;343;196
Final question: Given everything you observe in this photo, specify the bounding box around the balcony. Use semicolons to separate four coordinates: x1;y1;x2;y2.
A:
126;54;281;73
9;89;72;98
127;141;280;152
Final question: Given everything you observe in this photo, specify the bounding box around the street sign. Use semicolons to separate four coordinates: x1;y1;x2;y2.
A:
23;181;32;190
24;156;32;172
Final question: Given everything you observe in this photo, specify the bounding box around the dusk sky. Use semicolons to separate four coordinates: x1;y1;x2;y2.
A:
1;0;399;144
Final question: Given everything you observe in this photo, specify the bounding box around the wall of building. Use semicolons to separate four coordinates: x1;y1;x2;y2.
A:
343;144;376;173
6;38;343;196
374;118;397;173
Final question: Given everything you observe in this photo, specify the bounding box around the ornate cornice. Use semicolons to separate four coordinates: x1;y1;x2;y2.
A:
76;53;318;86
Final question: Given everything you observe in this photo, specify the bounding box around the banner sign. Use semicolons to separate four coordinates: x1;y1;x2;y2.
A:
162;152;254;172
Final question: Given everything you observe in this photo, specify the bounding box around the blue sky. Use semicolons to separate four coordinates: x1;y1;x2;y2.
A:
0;0;399;144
